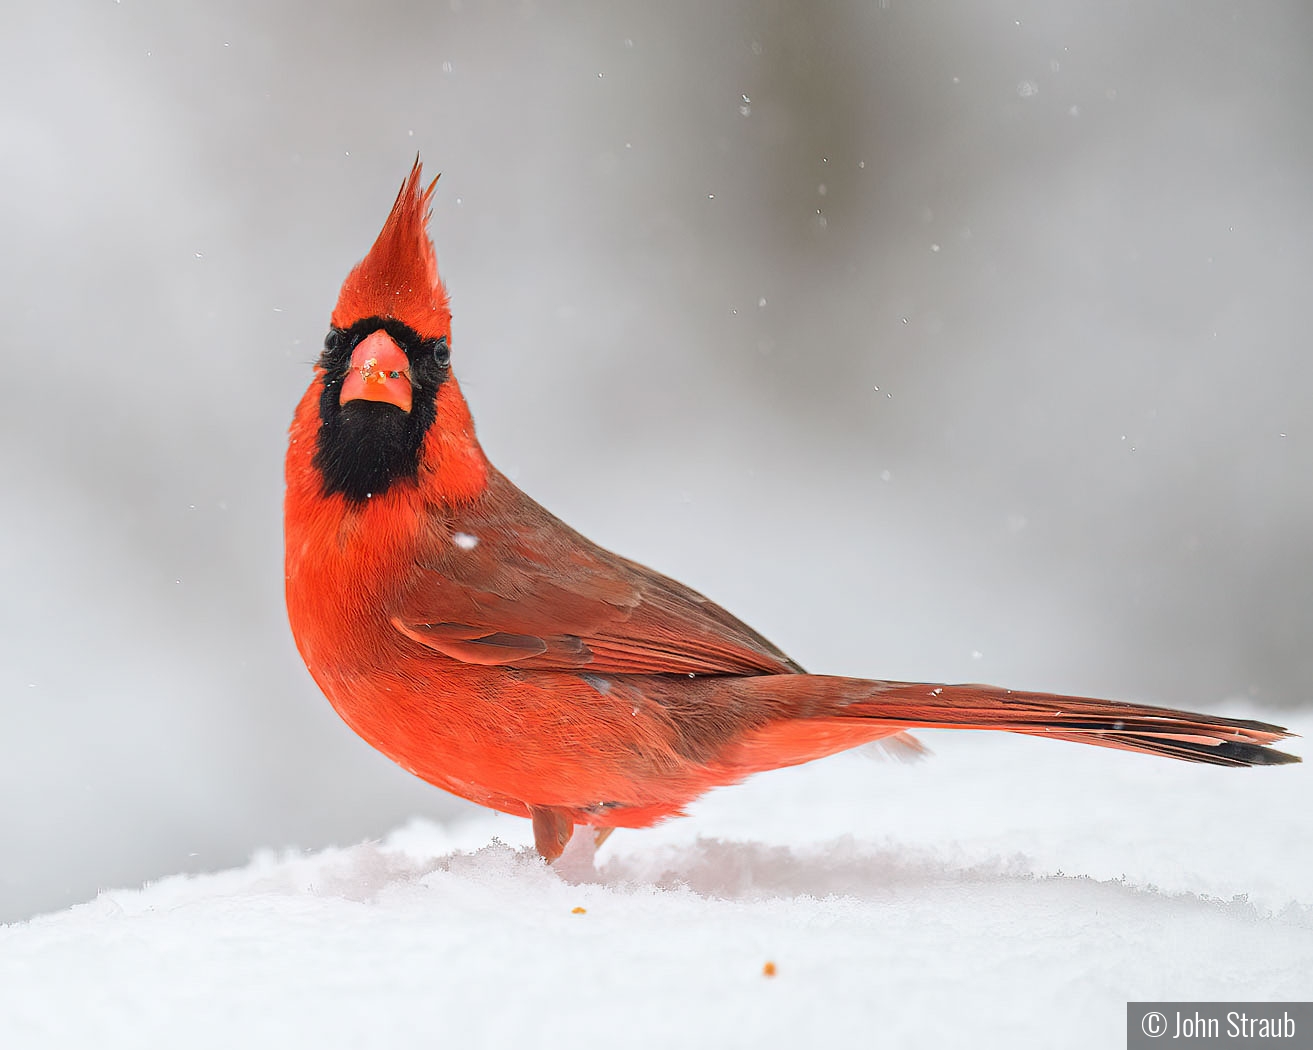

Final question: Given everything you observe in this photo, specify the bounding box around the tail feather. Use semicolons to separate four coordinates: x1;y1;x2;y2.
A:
727;677;1299;770
1009;727;1296;767
852;681;1300;766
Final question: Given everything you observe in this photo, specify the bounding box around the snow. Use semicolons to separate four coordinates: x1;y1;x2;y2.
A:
3;723;1308;1049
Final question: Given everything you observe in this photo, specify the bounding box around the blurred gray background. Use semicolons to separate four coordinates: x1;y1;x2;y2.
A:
2;0;1309;923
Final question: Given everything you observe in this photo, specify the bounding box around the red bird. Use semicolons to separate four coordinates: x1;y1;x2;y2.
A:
285;161;1297;861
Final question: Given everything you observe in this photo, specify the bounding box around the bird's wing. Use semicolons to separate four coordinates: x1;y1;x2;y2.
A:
392;469;802;675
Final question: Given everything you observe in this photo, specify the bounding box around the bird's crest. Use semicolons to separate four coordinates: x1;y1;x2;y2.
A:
331;158;450;341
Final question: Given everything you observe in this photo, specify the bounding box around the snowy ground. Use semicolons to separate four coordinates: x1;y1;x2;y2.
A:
4;718;1308;1049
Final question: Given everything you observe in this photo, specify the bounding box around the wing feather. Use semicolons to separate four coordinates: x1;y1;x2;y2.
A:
393;469;801;676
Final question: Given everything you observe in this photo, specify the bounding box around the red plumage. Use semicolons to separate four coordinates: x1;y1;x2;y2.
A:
330;164;449;341
284;160;1297;861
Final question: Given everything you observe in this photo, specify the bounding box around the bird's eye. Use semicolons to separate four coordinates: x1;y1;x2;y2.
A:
433;337;450;366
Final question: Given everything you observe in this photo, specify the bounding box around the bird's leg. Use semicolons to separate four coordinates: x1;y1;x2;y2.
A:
528;805;574;862
593;827;615;849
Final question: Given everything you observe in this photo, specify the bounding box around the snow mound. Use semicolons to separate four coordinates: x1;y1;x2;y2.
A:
3;726;1308;1049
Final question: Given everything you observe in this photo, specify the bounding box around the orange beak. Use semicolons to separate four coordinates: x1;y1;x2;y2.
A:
338;330;413;413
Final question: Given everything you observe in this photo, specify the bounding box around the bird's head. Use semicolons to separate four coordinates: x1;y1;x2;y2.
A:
308;159;484;505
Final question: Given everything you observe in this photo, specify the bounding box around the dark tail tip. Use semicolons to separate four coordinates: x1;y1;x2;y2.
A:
1079;728;1301;767
1212;738;1301;766
1176;737;1301;767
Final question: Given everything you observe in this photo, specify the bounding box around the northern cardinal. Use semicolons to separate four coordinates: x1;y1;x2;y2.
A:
285;161;1297;861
